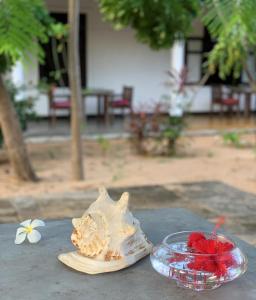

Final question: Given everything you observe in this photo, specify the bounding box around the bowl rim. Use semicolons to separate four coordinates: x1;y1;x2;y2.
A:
162;231;236;257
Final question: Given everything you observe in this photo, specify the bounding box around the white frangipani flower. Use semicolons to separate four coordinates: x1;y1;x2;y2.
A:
15;219;45;244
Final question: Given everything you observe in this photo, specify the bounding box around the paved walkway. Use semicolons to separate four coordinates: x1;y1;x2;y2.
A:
23;115;256;142
1;181;256;246
24;117;128;138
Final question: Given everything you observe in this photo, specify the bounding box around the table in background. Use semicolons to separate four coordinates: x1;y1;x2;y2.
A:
231;86;256;117
1;208;255;300
82;88;113;125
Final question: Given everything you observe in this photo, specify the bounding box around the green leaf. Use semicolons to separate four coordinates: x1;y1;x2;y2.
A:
0;0;54;72
202;0;256;80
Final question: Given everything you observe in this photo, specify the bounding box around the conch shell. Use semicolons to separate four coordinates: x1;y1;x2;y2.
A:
58;187;152;274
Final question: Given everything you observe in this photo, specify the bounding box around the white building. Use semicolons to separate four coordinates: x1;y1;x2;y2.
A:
11;0;256;117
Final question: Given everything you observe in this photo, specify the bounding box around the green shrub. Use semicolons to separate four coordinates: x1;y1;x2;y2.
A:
129;103;186;156
222;132;241;148
163;116;186;155
97;136;111;154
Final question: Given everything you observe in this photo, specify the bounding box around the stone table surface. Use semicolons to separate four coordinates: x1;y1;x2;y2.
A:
0;208;255;300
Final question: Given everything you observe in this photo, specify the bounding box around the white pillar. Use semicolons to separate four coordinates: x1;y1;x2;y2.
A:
11;61;25;100
170;40;185;73
169;40;185;117
11;61;25;86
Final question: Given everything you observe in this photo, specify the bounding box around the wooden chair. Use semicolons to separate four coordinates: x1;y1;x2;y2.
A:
109;86;133;118
211;85;240;116
48;84;71;126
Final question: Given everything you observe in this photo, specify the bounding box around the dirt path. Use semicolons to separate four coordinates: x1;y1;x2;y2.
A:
0;135;255;198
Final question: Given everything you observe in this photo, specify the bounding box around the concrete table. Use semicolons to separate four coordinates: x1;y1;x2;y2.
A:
0;208;255;300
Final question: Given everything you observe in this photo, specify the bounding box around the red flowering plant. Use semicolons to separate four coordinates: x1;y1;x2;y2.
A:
169;217;237;278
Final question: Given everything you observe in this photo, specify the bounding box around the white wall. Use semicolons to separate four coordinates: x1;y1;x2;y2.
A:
22;0;169;116
87;7;170;114
20;1;255;116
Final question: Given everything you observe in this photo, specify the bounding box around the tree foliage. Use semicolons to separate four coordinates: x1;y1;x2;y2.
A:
0;0;52;73
98;0;199;50
98;0;256;83
202;0;256;81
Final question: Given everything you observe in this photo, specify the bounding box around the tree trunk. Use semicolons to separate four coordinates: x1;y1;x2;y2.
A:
68;0;84;180
0;75;37;181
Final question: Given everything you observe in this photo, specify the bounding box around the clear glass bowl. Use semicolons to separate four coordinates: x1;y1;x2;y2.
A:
150;231;247;291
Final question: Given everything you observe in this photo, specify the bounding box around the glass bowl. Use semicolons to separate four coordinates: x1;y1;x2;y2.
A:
150;231;247;291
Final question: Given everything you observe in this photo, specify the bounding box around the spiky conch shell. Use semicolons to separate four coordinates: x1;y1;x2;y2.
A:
58;187;153;274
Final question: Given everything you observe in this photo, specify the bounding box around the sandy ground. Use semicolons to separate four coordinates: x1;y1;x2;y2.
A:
0;134;255;198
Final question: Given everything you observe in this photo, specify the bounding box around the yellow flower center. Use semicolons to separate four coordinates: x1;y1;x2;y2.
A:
25;225;33;234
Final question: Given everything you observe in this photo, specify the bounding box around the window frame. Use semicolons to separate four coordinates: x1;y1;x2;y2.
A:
184;37;203;85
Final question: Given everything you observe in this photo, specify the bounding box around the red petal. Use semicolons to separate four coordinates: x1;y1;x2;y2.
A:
188;232;206;248
202;259;217;273
188;256;217;273
217;241;234;253
217;253;235;267
215;263;227;276
192;239;215;254
206;239;218;254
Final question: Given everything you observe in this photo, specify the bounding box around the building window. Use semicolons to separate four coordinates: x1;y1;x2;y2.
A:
185;28;241;85
185;38;203;83
39;13;86;87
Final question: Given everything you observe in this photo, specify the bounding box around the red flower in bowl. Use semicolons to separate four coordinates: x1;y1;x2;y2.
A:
187;231;235;277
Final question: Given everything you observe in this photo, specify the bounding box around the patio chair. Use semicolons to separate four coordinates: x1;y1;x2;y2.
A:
109;86;133;119
48;84;71;126
211;85;240;116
